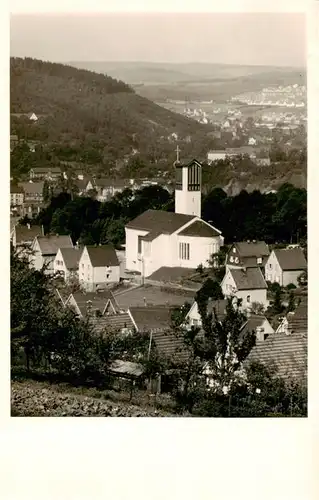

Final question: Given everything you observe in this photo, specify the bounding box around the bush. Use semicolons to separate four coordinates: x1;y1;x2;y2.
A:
286;283;297;290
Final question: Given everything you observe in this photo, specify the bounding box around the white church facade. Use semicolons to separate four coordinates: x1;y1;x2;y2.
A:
125;154;224;278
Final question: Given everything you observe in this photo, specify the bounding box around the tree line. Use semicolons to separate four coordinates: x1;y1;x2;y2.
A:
29;182;306;247
11;247;307;417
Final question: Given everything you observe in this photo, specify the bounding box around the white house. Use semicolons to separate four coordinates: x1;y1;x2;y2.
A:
30;235;73;274
221;267;269;311
185;298;273;342
225;241;270;271
248;137;257;146
53;247;82;282
185;299;228;328
265;248;307;287
125;157;224;278
28;112;38;122
207;150;227;164
78;245;120;292
11;224;42;250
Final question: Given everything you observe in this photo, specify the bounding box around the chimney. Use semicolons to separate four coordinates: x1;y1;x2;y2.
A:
41;225;44;236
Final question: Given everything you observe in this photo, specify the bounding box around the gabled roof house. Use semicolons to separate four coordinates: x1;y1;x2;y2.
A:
79;245;120;292
221;267;269;311
265;247;307;287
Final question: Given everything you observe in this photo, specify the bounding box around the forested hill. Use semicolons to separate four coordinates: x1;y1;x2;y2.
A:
10;57;210;159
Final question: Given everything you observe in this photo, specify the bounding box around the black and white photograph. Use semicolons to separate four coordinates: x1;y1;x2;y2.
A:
10;8;308;419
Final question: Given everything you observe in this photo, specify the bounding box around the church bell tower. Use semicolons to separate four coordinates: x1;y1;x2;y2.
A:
174;146;202;217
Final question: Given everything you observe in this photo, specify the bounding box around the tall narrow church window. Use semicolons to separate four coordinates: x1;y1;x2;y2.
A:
179;242;190;260
188;163;201;191
175;166;183;190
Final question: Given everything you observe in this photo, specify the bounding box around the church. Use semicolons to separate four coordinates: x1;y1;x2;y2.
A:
125;150;224;278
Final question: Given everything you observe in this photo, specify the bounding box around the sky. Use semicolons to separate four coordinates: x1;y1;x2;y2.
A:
10;12;306;67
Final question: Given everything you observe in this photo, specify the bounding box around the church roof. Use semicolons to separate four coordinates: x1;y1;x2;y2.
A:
125;209;195;235
178;220;221;237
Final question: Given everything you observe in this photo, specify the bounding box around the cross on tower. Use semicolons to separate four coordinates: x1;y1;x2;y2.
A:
175;145;181;163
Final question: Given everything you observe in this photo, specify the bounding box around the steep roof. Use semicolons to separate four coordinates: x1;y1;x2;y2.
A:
60;247;81;270
229;267;267;290
14;224;42;244
246;331;307;382
36;235;73;255
239;315;270;339
129;306;175;333
125;209;195;234
178;220;221;238
18;181;44;194
235;241;270;257
10;184;24;194
86;245;119;267
69;290;120;317
285;300;308;335
273;248;307;271
89;312;134;334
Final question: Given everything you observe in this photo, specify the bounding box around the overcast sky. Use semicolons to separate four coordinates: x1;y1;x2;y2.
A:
10;12;306;66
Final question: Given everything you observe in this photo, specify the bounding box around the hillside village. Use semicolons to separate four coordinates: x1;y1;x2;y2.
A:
11;150;308;417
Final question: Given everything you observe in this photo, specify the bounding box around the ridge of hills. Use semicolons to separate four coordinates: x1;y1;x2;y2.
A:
10;57;211;160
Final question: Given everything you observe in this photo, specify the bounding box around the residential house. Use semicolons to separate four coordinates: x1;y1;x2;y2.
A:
185;299;273;341
18;181;44;203
276;299;307;335
53;247;82;282
248;137;257;146
28;112;38;121
90;178;129;202
265;247;307;287
10;184;24;206
78;245;120;292
207;150;227;164
225;241;270;271
239;314;274;342
185;299;228;329
255;158;271;167
11;223;43;250
30;235;73;274
65;290;122;318
245;329;307;384
128;305;176;334
29;167;62;181
221;267;269;311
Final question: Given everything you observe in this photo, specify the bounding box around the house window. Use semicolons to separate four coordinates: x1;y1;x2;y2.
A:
137;236;142;254
269;263;272;269
106;274;110;279
257;257;262;265
232;248;236;253
179;242;190;260
247;295;251;303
